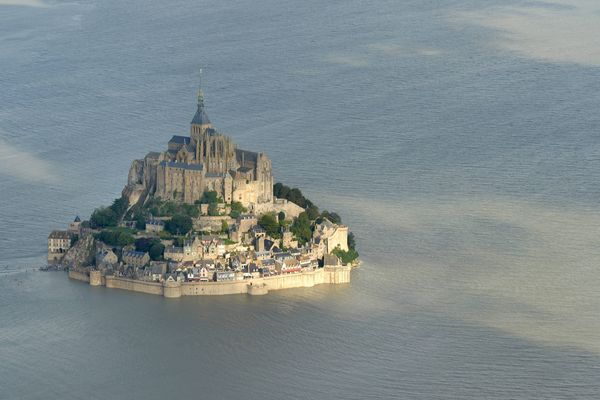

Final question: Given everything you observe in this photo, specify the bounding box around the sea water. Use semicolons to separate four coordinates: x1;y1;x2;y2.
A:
1;0;599;398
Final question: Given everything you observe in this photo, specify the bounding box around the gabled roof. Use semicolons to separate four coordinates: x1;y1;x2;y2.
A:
48;230;70;239
169;135;191;145
236;149;258;166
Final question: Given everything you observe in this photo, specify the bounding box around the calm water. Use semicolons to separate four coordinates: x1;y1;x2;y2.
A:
1;0;600;399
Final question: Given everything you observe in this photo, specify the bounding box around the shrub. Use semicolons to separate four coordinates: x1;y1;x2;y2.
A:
332;247;359;264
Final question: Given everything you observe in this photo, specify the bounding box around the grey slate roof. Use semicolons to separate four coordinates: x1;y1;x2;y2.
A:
169;135;191;145
236;149;258;166
49;230;70;239
123;250;148;259
159;161;204;171
191;105;211;126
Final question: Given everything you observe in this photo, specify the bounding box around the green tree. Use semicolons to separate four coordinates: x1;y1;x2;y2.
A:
90;207;118;228
258;213;281;238
291;212;312;245
208;202;219;216
109;196;129;219
348;232;356;250
165;214;193;235
134;214;146;230
230;201;247;218
221;220;229;234
320;210;342;224
306;205;320;221
198;190;219;204
95;230;135;247
332;247;359;264
149;242;165;260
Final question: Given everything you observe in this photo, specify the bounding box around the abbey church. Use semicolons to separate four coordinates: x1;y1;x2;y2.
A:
123;84;274;208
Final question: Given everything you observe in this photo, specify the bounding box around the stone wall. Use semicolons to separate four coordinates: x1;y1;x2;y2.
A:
181;280;249;296
105;276;164;296
193;216;235;232
75;266;351;298
251;198;304;219
68;270;89;283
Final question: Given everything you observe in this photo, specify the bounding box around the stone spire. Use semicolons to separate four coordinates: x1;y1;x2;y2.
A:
191;68;211;127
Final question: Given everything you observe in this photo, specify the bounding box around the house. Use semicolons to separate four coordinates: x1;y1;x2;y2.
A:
96;249;118;268
216;270;235;281
122;250;150;268
47;230;71;263
237;214;257;235
199;236;225;259
273;252;293;262
150;261;167;281
277;258;301;274
145;219;165;234
164;245;184;262
260;258;276;276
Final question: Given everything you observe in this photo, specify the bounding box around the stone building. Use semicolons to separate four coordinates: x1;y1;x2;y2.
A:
122;250;150;268
145;219;164;234
123;79;273;209
312;218;349;258
48;230;71;263
68;216;82;235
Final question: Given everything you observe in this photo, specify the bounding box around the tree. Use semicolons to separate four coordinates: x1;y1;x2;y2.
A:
134;214;146;231
320;210;342;225
221;220;229;234
165;214;193;235
348;232;356;250
110;196;129;219
95;230;135;247
230;201;247;218
135;237;164;260
90;207;118;228
332;247;359;264
148;242;165;261
208;202;219;216
306;205;320;221
291;212;312;245
198;190;219;204
258;213;280;238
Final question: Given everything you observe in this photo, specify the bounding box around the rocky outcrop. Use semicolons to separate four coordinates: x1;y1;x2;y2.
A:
62;235;96;269
122;153;160;208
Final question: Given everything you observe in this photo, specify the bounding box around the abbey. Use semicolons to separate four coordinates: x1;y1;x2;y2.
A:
123;84;274;208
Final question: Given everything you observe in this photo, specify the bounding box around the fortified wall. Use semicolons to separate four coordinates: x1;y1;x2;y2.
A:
69;267;351;298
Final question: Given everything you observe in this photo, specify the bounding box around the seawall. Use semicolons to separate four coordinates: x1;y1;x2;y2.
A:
105;276;164;296
68;270;89;283
88;266;351;298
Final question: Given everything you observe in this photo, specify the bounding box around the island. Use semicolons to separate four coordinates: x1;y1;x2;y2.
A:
46;79;358;297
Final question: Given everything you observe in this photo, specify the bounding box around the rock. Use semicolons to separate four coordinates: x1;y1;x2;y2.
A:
62;235;96;269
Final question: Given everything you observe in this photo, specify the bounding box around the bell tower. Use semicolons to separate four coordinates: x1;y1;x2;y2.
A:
191;69;212;145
